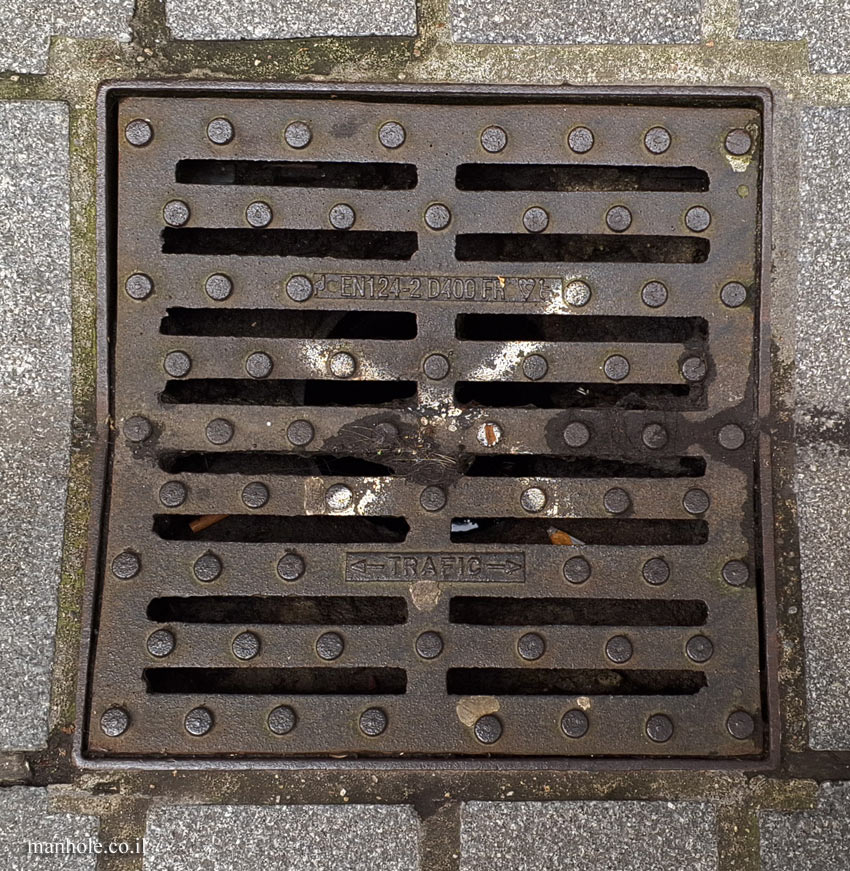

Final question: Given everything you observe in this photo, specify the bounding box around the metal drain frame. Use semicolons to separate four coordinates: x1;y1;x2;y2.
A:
75;80;778;771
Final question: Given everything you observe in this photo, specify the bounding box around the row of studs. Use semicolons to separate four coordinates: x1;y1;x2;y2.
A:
110;549;751;588
148;476;716;516
123;414;747;455
99;703;757;743
124;271;750;309
144;626;717;665
124;116;754;159
151;345;708;384
156;197;717;235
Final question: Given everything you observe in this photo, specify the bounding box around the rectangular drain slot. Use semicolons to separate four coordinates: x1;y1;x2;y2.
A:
158;452;396;476
449;597;707;626
160;308;418;339
455;314;707;343
160;379;418;406
145;667;408;695
153;515;410;543
455;234;709;263
86;85;770;763
147;595;408;624
450;518;709;546
453;382;697;409
162;228;419;259
455;163;710;192
446;668;706;695
176;159;418;189
464;455;706;478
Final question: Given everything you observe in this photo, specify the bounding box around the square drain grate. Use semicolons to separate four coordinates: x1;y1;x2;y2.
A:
81;84;773;764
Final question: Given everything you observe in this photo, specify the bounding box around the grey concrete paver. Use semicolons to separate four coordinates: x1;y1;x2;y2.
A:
166;0;417;40
761;783;850;871
0;1;133;74
793;107;850;750
0;787;98;870
143;804;420;870
451;0;703;44
461;800;717;870
739;0;850;74
0;101;72;751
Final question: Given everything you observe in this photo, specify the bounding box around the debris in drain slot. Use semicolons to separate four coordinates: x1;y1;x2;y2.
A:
548;526;585;546
189;514;229;534
451;519;479;534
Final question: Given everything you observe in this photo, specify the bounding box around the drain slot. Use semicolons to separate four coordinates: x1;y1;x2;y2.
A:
446;668;706;695
154;515;410;543
450;518;708;546
161;308;417;339
176;159;418;189
456;314;706;343
145;667;408;695
464;455;706;478
161;379;418;407
162;228;419;259
450;597;707;626
455;163;709;192
159;452;395;476
455;234;709;263
148;595;407;625
454;382;696;410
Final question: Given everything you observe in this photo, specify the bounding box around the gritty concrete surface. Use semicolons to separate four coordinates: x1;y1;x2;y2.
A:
460;801;717;870
0;787;98;869
738;0;850;74
143;804;420;870
793;107;850;751
795;108;850;418
795;442;850;750
0;101;71;751
451;0;703;43
760;783;850;870
0;1;133;74
165;0;418;40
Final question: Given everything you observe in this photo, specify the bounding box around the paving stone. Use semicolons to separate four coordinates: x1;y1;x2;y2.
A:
451;0;703;44
144;804;420;870
793;107;850;750
0;787;98;869
166;0;418;40
0;102;72;750
738;0;850;74
0;1;133;74
761;783;850;871
461;801;717;870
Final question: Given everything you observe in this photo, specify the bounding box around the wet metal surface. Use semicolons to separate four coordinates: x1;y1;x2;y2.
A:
83;84;771;764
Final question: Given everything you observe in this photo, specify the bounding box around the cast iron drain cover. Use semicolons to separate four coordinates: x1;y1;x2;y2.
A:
81;84;774;765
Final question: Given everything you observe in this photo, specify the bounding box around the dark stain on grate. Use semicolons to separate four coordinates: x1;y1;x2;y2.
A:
83;85;771;765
